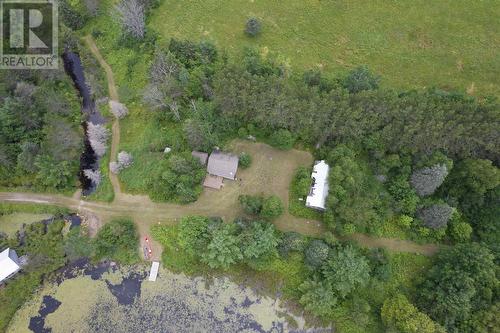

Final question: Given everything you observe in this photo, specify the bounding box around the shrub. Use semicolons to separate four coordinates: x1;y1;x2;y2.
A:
410;164;448;197
449;221;473;243
237;127;248;138
299;279;338;317
261;195;284;220
201;223;242;269
239;152;252;168
238;194;264;215
292;167;311;197
304;239;330;269
245;17;262;37
341;223;356;235
382;294;445;333
149;153;205;203
270;129;295;150
342;66;380;93
109;100;129;119
388;176;420;215
398;215;413;229
94;218;139;264
417;204;454;229
321;245;370;298
278;231;307;257
240;220;279;260
177;216;210;256
368;248;392;281
117;151;133;168
303;69;322;86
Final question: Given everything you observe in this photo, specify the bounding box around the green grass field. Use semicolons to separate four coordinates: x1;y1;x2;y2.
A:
150;0;500;96
0;213;53;237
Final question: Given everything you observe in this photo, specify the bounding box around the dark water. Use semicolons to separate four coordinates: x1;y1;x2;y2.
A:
66;214;81;229
28;296;62;333
105;271;147;305
55;258;113;283
62;51;105;195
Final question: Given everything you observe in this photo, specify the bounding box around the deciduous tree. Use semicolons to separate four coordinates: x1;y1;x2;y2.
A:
382;293;445;333
201;223;242;269
114;0;145;39
321;245;370;298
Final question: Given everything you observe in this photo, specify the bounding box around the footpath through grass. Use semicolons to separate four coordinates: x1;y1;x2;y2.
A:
151;0;500;96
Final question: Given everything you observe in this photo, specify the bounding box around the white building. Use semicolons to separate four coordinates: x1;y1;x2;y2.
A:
0;248;21;283
306;160;330;211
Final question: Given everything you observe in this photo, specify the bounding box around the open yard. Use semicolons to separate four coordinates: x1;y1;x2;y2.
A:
115;137;325;237
150;0;500;96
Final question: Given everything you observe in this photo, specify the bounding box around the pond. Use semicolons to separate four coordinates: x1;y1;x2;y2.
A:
7;261;330;333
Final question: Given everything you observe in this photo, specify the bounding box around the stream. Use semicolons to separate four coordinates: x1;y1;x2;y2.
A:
62;51;105;196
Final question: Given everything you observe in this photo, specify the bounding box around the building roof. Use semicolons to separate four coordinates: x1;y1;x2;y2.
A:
207;151;239;180
306;160;330;210
192;151;209;166
203;174;224;189
0;248;20;282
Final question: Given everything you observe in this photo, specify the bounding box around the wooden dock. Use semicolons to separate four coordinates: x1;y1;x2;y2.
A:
148;261;160;282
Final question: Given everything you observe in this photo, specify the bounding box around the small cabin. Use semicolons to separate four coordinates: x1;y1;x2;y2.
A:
0;248;21;283
306;160;330;211
206;151;239;180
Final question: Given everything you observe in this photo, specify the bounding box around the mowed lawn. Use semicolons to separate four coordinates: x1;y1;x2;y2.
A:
150;0;500;96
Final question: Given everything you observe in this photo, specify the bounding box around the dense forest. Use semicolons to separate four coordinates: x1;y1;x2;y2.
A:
0;69;82;191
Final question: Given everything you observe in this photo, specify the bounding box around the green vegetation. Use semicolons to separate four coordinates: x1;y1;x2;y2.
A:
382;294;445;333
244;17;262;37
0;70;82;192
238;194;284;220
238;152;252;169
269;129;295;150
152;216;439;332
0;216;68;331
85;150;115;202
148;152;205;203
0;213;53;237
150;0;500;96
0;203;68;216
0;205;141;331
260;195;284;220
288;167;323;220
418;243;497;332
324;145;389;235
0;1;498;331
94;217;139;264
